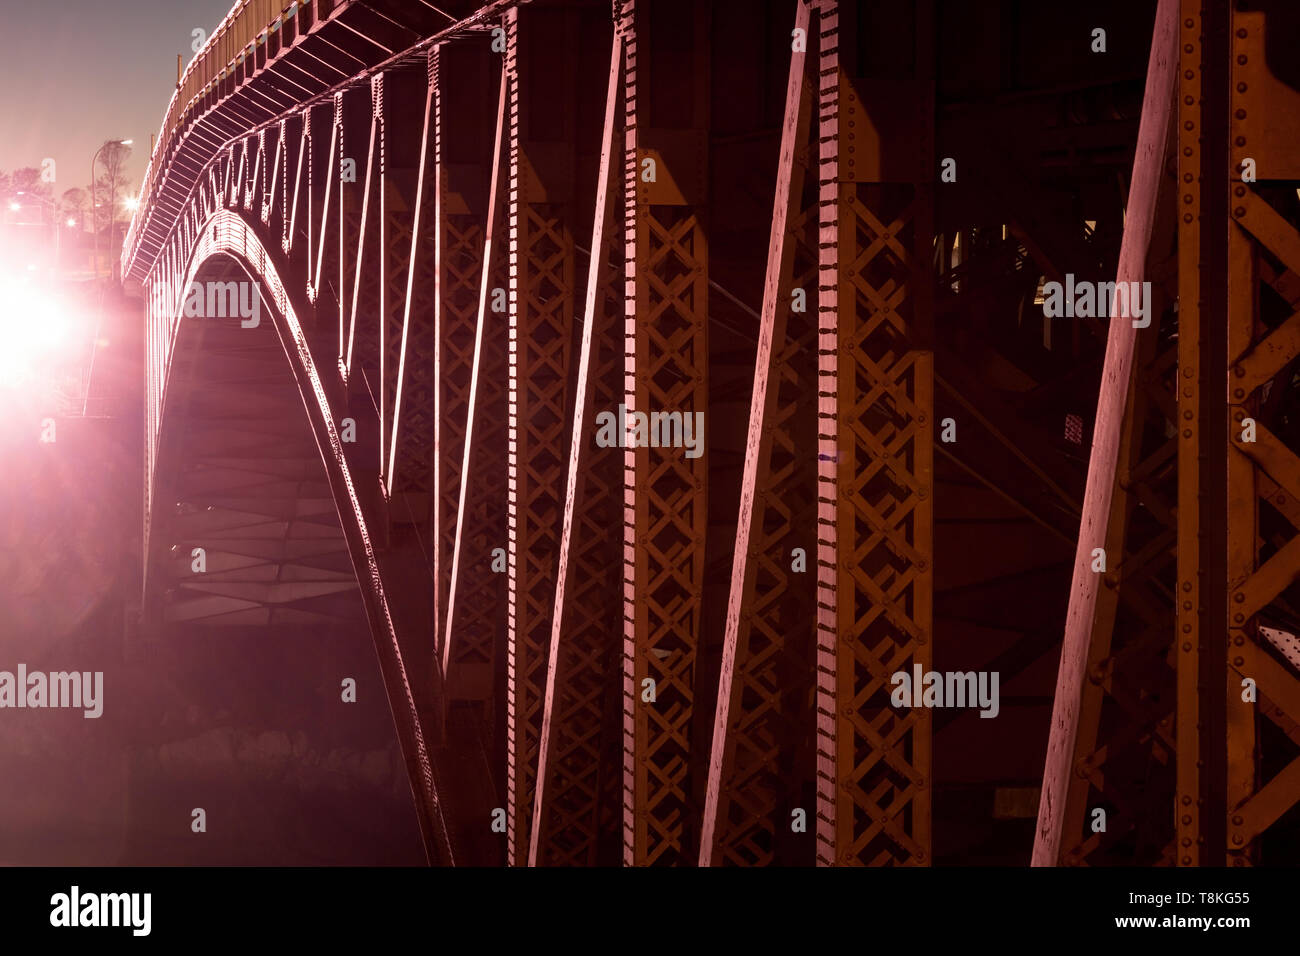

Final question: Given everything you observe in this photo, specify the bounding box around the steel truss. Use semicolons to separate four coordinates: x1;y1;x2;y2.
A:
128;0;1299;868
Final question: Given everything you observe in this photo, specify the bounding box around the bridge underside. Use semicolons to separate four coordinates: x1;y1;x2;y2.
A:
125;0;1300;867
135;254;424;863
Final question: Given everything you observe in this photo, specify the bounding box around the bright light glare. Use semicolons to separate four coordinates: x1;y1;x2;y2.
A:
7;202;18;212
0;277;71;386
123;196;139;211
66;218;76;227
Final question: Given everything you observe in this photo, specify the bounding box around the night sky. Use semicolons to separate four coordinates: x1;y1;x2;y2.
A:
0;0;241;198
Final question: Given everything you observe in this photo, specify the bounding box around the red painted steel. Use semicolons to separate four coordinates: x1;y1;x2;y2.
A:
1032;0;1178;866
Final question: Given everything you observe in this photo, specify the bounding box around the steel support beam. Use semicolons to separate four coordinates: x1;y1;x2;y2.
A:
442;41;510;776
530;19;625;868
1033;0;1177;867
1174;0;1206;867
700;0;817;868
619;0;711;866
386;55;439;520
502;4;589;865
1223;0;1300;863
814;0;935;868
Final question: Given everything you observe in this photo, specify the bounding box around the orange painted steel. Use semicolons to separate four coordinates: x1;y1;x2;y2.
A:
813;0;935;867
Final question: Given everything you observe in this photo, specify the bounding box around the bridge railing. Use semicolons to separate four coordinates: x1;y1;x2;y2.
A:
123;0;314;274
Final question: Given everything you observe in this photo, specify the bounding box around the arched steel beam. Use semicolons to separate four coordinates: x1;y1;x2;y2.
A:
147;207;457;864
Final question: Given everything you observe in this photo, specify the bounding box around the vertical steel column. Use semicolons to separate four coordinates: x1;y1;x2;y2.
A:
1226;196;1258;868
374;74;398;481
1175;0;1204;867
233;138;248;209
263;121;283;227
1198;0;1232;869
248;130;265;211
619;0;711;866
223;145;235;209
502;5;581;866
432;43;449;656
814;0;934;867
286;111;307;256
144;270;159;573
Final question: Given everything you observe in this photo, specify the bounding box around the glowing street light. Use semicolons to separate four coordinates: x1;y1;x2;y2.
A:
123;196;139;211
0;275;71;387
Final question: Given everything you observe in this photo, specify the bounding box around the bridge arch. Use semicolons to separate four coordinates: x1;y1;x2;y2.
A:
144;209;461;863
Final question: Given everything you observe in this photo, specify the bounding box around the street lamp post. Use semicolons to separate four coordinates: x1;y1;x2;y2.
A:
90;138;133;280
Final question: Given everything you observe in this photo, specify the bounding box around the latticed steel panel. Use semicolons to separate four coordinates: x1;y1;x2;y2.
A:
531;239;625;864
1224;0;1300;863
618;0;710;867
813;0;934;868
502;6;581;866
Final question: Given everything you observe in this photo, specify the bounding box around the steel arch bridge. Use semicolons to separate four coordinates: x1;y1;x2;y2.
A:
124;0;1300;867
